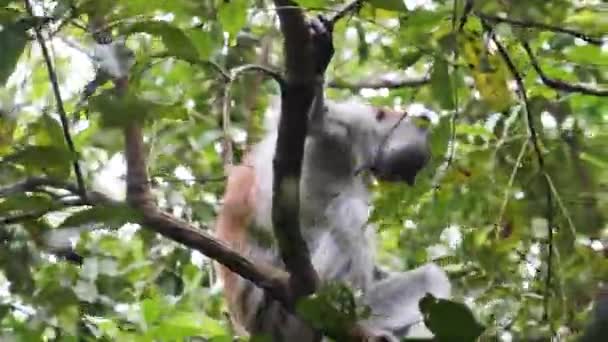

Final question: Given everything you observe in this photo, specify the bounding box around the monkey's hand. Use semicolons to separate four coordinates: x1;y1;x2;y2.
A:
309;15;334;75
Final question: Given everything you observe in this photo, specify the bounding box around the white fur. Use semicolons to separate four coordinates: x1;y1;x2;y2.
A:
238;97;451;340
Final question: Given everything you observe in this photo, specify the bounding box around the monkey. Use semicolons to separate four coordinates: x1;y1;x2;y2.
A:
214;17;451;341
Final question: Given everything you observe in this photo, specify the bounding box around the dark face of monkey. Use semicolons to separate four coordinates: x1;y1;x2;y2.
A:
371;110;431;185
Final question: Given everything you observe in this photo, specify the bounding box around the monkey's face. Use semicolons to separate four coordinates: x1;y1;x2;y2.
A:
370;109;431;186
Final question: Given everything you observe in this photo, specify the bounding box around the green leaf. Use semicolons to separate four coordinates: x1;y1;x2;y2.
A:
369;0;407;12
0;115;17;154
460;31;512;112
401;49;424;68
5;145;74;178
187;29;214;60
430;115;451;159
59;204;141;229
565;9;608;34
29;113;68;148
431;56;454;110
141;298;162;326
156;312;227;339
296;283;361;340
295;0;326;7
0;194;55;216
408;9;447;26
123;20;198;61
218;0;247;37
88;90;176;127
564;45;608;66
355;22;369;64
0;13;30;85
420;294;485;341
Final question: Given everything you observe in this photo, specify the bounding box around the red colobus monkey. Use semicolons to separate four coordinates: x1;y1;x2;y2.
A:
215;17;451;341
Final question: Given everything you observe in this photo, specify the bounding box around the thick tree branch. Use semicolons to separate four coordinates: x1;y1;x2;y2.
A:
120;104;294;302
271;0;364;311
77;17;297;307
25;0;88;202
271;0;319;302
477;12;604;46
275;0;317;84
521;41;608;97
328;74;430;90
0;177;292;298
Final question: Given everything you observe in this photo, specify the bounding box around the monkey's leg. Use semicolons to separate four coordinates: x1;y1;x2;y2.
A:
359;263;451;337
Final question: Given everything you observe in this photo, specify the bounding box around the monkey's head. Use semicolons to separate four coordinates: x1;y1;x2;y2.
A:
370;108;431;186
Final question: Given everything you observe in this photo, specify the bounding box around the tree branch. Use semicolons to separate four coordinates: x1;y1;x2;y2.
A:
230;64;285;88
485;22;556;331
477;12;604;46
0;176;113;205
220;64;285;169
1;210;50;225
326;0;364;24
328;74;430;90
521;41;608;97
81;18;297;307
25;0;88;202
272;0;319;303
121;122;293;302
0;177;293;299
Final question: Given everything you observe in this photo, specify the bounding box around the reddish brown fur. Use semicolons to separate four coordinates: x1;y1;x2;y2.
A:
215;156;258;311
215;106;405;316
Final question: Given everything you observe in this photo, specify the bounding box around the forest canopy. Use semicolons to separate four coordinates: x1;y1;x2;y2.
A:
0;0;607;341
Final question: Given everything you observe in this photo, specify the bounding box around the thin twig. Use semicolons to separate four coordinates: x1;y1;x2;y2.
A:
544;174;577;237
448;0;462;167
521;41;608;97
245;35;273;145
0;176;115;205
478;12;604;46
431;1;463;191
150;174;226;185
230;64;285;88
1;210;51;224
25;0;88;202
218;64;287;162
487;23;556;332
150;53;231;81
0;177;75;196
326;0;364;24
328;75;429;90
495;139;529;233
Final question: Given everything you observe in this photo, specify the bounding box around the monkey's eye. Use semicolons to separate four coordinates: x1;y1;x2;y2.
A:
375;109;386;121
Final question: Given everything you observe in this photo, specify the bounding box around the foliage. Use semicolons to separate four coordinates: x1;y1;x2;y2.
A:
0;0;607;341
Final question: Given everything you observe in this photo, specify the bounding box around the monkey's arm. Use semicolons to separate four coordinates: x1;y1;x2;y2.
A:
215;163;257;250
307;16;335;135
